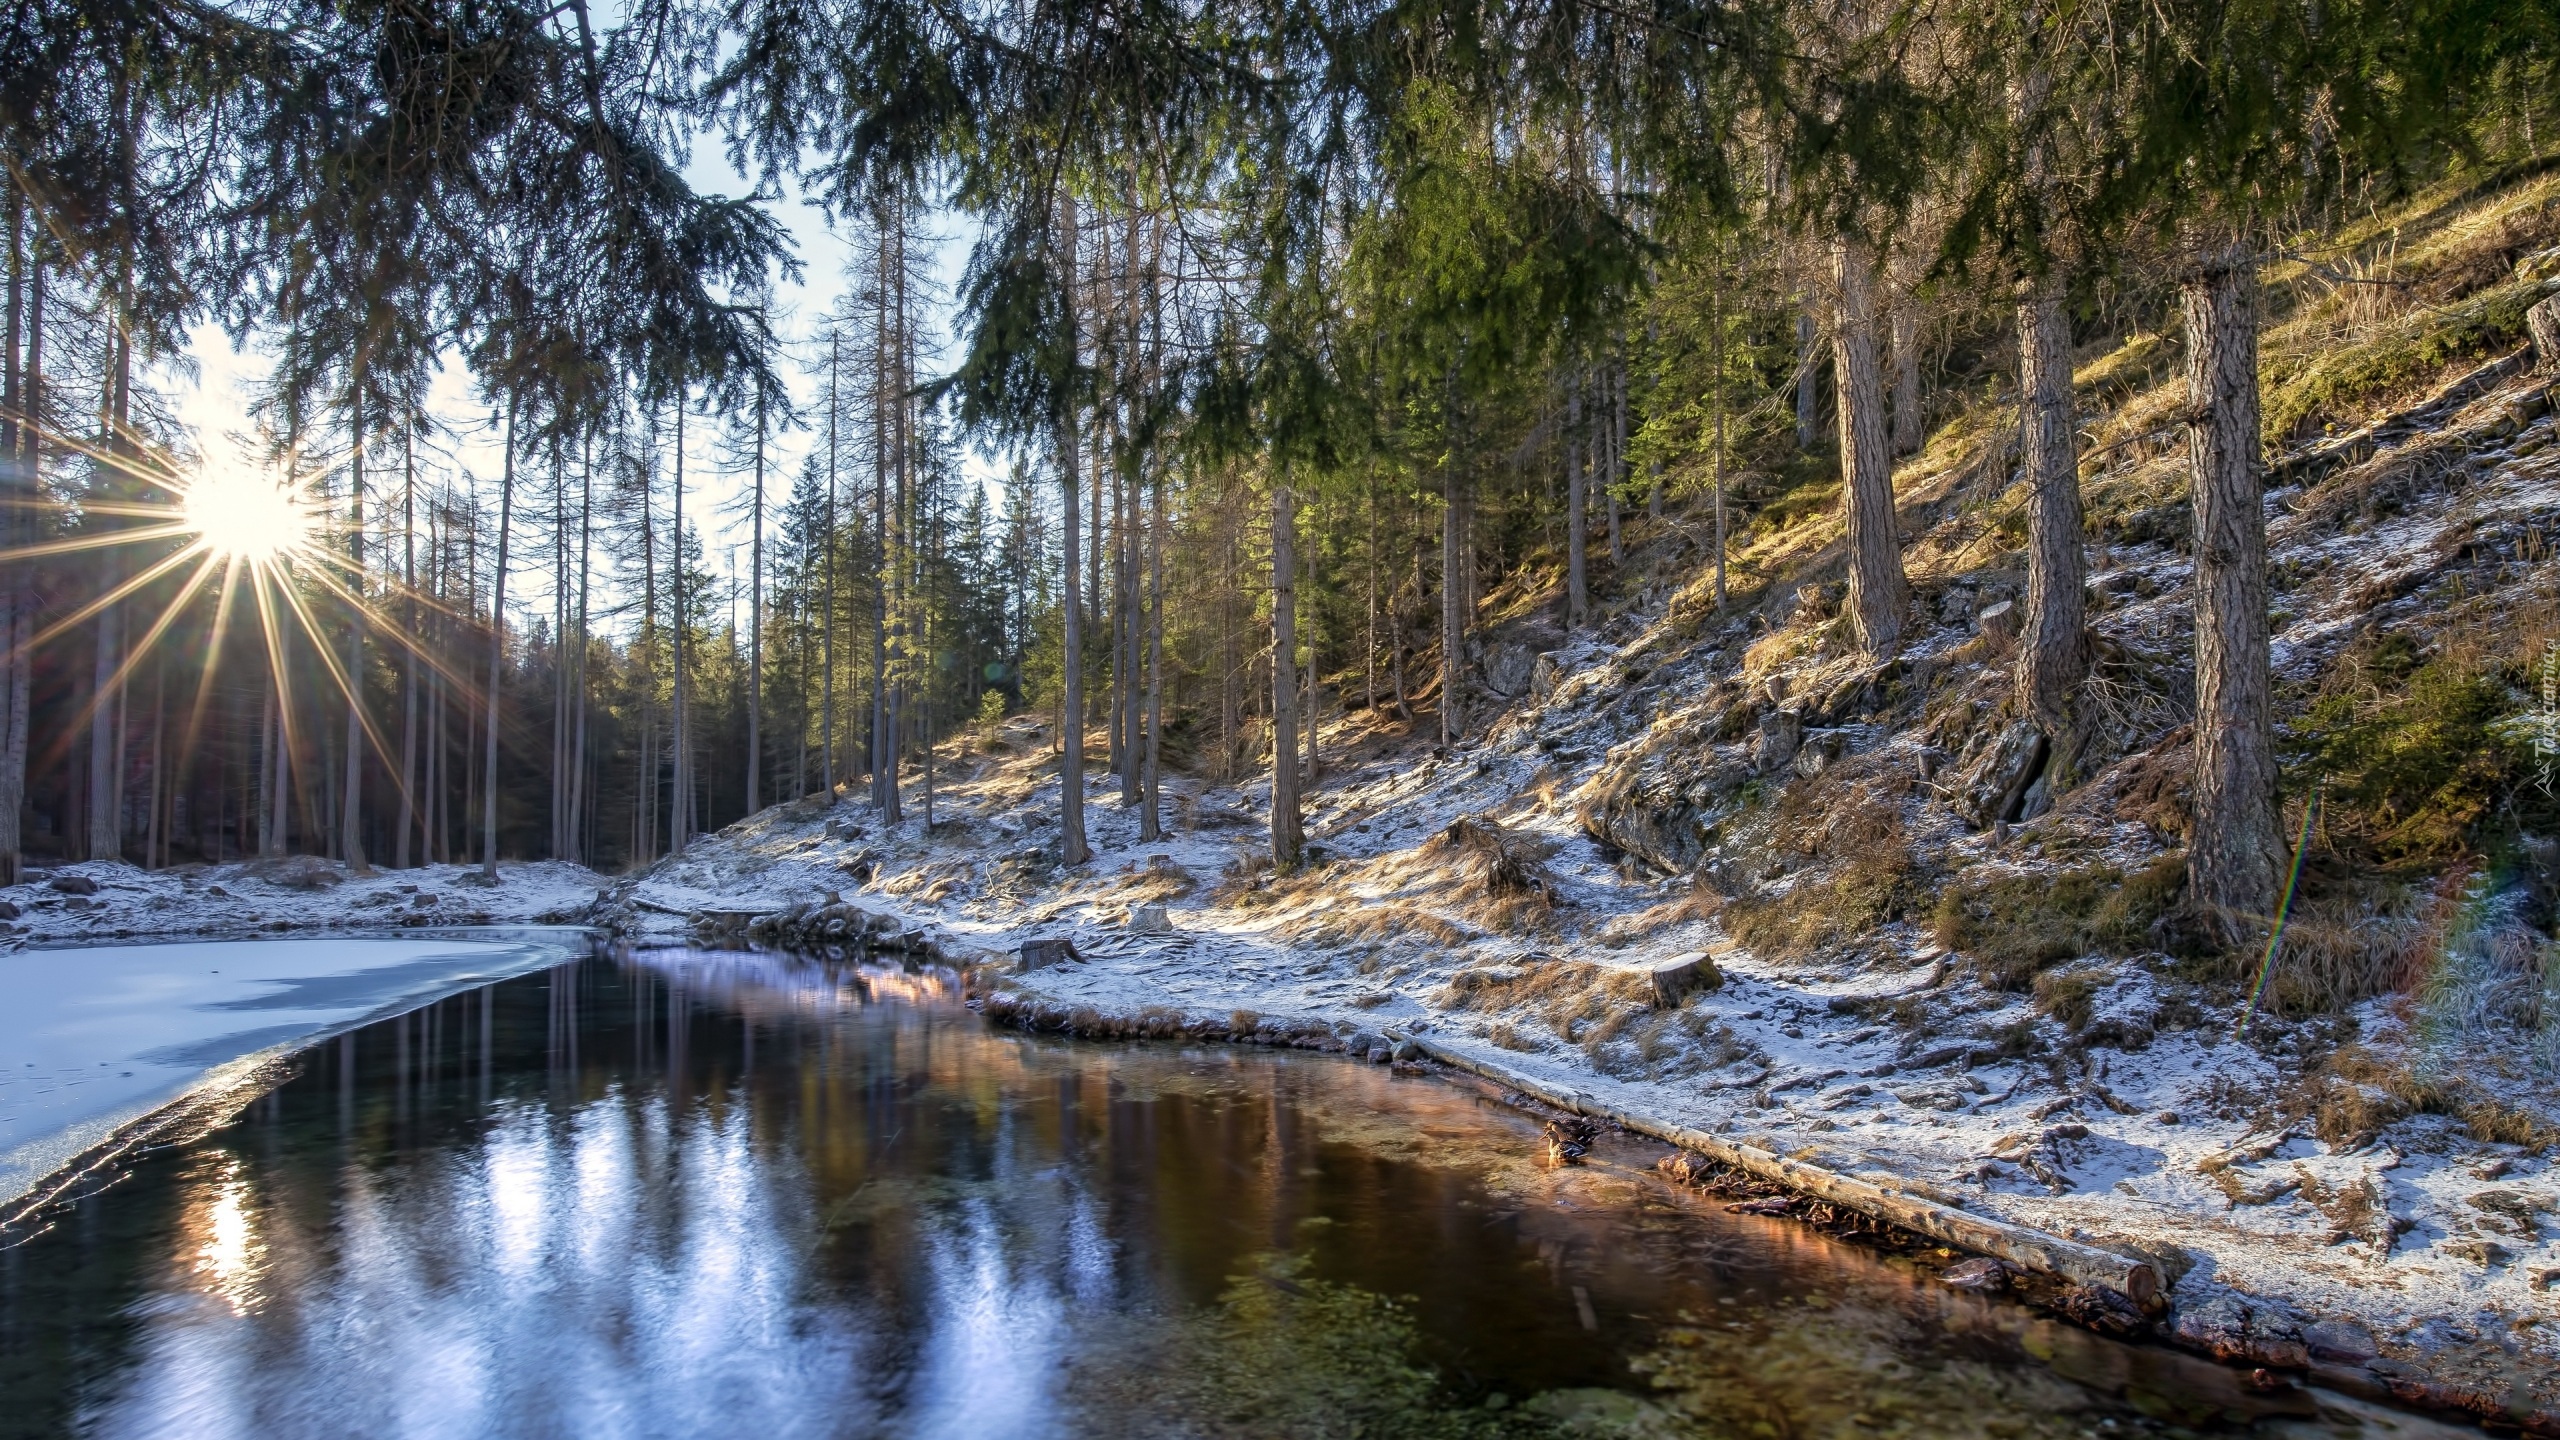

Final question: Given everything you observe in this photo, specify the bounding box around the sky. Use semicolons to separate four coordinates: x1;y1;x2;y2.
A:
161;141;993;640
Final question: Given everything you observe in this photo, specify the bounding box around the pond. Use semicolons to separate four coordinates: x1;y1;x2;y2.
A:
0;949;2464;1440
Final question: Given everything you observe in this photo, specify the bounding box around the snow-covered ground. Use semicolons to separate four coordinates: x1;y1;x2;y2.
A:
0;857;609;944
1;933;588;1218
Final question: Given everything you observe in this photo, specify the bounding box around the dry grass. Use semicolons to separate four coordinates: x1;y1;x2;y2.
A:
2296;1043;2557;1151
1724;782;1928;963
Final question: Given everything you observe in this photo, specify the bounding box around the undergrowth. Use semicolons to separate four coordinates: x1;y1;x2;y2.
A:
1930;857;2188;991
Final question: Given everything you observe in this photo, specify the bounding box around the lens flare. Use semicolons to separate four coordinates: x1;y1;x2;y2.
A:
183;466;307;563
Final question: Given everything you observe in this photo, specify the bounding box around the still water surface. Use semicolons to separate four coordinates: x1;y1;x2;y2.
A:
0;950;2461;1440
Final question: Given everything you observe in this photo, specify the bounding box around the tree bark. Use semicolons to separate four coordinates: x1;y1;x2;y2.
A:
1833;238;1908;655
1440;450;1462;749
0;204;26;884
2182;244;2282;931
397;433;418;867
2017;286;2087;750
1795;307;1820;449
747;393;765;815
1565;369;1588;628
341;395;367;870
1890;299;1924;457
483;402;515;880
1270;478;1303;867
1056;196;1089;866
670;396;690;853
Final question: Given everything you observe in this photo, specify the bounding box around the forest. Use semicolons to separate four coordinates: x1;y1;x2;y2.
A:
0;0;2551;940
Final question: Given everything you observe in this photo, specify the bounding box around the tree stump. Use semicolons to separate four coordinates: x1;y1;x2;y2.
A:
1649;951;1722;1008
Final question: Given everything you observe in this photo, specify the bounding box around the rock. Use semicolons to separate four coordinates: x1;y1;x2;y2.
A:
47;874;98;896
1647;952;1722;1008
1483;643;1538;698
2467;1188;2552;1235
1941;1257;2017;1292
1577;739;1752;875
1954;722;2047;829
2530;292;2560;372
2053;1284;2148;1338
2531;1268;2560;1291
1018;937;1083;970
1529;652;1565;701
1755;709;1803;775
206;885;228;897
2303;1320;2378;1366
1129;903;1171;935
2170;1292;2309;1368
1976;599;2019;644
2443;1238;2511;1266
0;899;16;920
1791;728;1848;779
1937;586;1978;627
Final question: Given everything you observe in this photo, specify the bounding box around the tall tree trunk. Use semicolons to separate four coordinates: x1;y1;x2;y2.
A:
1833;238;1908;656
2182;243;2281;932
2017;285;2087;751
1141;462;1164;843
1607;352;1626;565
87;584;122;862
0;199;26;885
1440;447;1463;750
747;393;765;815
483;402;515;880
1890;299;1924;457
670;397;690;853
1565;371;1588;627
1270;479;1303;867
1712;272;1729;607
1795;307;1820;450
570;434;591;861
341;394;367;870
397;432;418;867
1055;195;1089;866
262;677;285;857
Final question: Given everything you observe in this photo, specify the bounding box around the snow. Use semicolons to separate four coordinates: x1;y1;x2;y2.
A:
0;934;585;1214
0;858;610;944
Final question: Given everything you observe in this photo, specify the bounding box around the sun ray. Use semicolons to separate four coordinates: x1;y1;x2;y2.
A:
181;556;248;767
7;537;217;670
247;564;309;832
44;549;232;753
268;568;415;814
299;565;487;695
0;523;199;564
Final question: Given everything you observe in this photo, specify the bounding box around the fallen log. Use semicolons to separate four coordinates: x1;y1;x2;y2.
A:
1389;1029;2158;1308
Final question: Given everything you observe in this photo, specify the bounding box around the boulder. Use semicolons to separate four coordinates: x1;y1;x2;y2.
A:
1482;643;1538;698
1018;937;1083;970
1647;951;1722;1008
1954;722;2047;829
1577;740;1752;875
2530;292;2560;372
253;855;342;891
1529;652;1565;701
1791;729;1849;779
46;874;98;896
1754;709;1804;775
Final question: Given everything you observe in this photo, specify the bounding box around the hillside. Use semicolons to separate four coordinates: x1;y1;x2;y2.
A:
619;168;2560;1418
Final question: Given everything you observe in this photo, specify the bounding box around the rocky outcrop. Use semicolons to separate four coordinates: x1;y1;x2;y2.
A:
1578;722;1755;875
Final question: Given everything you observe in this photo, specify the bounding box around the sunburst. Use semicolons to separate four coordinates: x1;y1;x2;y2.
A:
0;415;478;840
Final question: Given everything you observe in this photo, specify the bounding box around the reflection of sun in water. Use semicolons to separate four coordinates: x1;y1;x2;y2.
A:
182;463;309;564
187;1156;267;1313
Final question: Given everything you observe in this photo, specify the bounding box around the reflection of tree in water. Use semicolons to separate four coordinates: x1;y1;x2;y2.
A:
1070;1251;1567;1439
1627;1297;2099;1440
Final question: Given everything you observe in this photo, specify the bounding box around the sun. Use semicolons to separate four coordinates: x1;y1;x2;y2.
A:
183;465;308;563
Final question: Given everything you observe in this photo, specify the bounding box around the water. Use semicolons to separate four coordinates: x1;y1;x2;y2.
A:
0;950;2459;1440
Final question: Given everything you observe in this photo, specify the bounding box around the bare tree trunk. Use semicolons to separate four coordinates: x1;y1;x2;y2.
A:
483;402;515;880
1890;299;1924;457
1607;351;1626;565
1565;370;1588;627
396;434;418;866
2017;285;2087;751
2182;243;2281;932
670;396;690;854
1270;479;1303;866
262;677;285;857
341;398;367;870
1441;454;1463;750
88;588;122;862
1712;276;1729;608
1833;238;1908;656
1056;196;1089;866
1140;461;1164;842
747;394;765;814
1795;307;1820;450
570;434;591;862
0;204;26;884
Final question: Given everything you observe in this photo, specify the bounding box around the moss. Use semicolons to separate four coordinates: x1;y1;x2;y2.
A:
2260;275;2550;442
1726;840;1929;962
1933;857;2187;991
2286;653;2534;864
